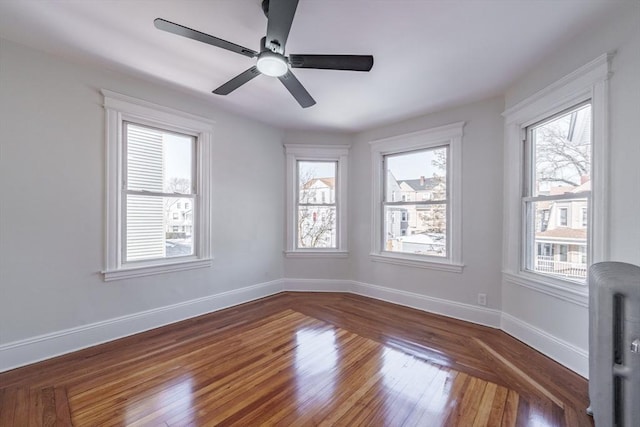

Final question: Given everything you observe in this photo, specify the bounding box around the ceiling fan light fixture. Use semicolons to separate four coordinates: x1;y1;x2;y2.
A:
257;52;288;77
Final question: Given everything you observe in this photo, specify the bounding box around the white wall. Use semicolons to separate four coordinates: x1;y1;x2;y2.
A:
350;97;505;314
501;2;640;376
0;38;284;354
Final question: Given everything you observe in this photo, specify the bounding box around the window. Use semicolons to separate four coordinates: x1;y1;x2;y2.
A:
523;103;591;282
383;147;447;257
103;90;213;281
369;122;464;272
297;161;337;249
503;53;610;301
558;207;568;226
285;144;349;257
125;122;195;260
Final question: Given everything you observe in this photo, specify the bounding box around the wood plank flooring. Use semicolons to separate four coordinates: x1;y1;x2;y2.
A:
0;292;593;426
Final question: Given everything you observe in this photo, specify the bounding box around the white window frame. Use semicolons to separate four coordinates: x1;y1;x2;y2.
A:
369;122;464;272
102;90;214;281
558;207;568;227
284;144;349;258
502;54;611;305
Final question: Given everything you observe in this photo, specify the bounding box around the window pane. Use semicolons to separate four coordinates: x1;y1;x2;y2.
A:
126;123;193;194
126;195;194;262
385;147;447;202
297;206;336;248
526;199;588;280
383;204;446;257
164;197;195;258
298;161;336;204
531;104;591;196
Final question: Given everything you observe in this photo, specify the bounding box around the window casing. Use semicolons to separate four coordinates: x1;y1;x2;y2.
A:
103;90;213;281
285;144;349;257
369;122;464;272
502;53;610;304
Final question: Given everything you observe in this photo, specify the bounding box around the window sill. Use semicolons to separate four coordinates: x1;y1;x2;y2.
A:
284;250;349;259
102;258;213;281
369;253;464;273
502;270;588;307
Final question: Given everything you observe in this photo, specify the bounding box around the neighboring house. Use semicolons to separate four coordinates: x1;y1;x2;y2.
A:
385;171;408;245
165;200;193;237
385;172;446;254
534;180;589;279
300;177;335;205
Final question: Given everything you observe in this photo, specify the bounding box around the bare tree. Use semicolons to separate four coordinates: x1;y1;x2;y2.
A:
297;168;336;248
416;148;447;234
535;110;590;187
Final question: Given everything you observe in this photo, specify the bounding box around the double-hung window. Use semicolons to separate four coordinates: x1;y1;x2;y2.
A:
285;144;349;257
103;91;213;280
382;147;448;256
523;103;592;282
297;161;338;249
369;122;464;272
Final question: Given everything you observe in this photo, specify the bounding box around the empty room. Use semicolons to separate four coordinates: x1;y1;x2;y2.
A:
1;0;639;425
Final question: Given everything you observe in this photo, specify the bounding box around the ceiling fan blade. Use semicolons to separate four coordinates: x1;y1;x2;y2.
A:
154;18;257;58
213;66;261;95
278;70;315;108
265;0;299;54
289;54;374;72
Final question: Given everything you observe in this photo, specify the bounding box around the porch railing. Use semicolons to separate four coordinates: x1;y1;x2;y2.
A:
535;255;587;279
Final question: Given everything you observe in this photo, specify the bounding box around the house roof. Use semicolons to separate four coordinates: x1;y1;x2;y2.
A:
303;177;335;189
536;228;587;240
399;177;442;192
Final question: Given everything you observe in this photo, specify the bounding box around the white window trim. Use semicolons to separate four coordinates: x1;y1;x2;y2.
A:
369;122;465;272
502;53;612;303
284;144;349;257
102;90;214;281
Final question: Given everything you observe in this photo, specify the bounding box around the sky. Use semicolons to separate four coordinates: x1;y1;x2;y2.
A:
164;132;193;185
386;148;446;181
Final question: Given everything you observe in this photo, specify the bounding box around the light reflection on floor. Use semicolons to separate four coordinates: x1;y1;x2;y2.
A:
124;374;194;425
380;346;450;425
293;327;338;412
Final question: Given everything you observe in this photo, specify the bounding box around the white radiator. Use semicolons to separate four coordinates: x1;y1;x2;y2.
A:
589;262;640;427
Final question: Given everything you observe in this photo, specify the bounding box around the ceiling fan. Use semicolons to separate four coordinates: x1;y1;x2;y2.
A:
154;0;374;108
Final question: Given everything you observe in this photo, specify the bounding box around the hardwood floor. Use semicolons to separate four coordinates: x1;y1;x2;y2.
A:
0;292;592;426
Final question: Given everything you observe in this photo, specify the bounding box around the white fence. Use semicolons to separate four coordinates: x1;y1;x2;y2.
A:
535;255;587;279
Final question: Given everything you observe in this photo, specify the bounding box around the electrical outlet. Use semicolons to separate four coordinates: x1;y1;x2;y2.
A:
477;293;487;306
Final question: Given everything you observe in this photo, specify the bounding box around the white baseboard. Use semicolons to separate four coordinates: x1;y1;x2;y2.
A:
281;278;501;328
349;281;502;328
0;279;284;373
282;278;351;292
501;312;589;378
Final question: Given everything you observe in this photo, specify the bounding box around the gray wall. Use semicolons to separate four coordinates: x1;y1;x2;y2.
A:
0;38;285;344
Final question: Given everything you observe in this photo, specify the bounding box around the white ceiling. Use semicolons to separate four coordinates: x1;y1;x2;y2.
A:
0;1;615;132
